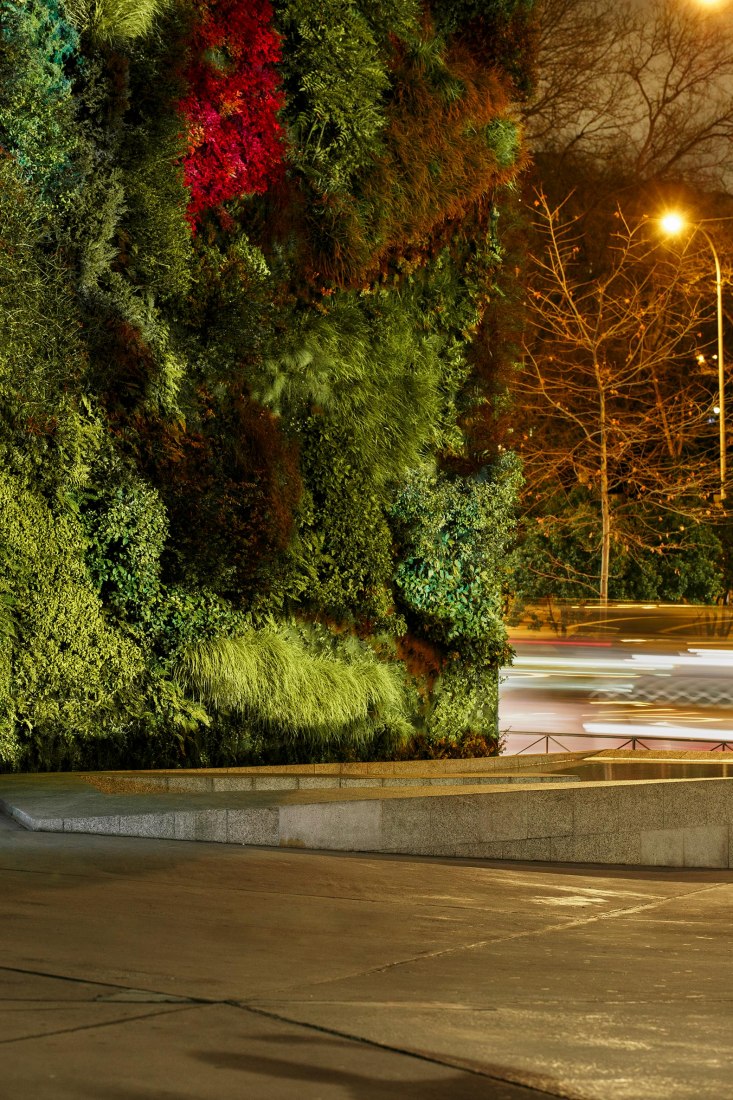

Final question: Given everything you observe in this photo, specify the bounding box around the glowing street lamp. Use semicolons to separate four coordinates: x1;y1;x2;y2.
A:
660;211;727;503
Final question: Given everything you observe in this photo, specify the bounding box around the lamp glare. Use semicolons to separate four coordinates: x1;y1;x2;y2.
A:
660;212;686;235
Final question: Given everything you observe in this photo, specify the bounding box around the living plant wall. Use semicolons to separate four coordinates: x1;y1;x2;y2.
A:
0;0;534;770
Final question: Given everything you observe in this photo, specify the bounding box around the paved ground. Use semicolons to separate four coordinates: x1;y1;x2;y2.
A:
2;810;731;1099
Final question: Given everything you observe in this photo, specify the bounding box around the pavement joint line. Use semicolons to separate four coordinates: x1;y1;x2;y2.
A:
0;1004;199;1045
0;985;596;1098
0;964;216;1003
235;1002;574;1100
171;881;733;1004
345;881;733;978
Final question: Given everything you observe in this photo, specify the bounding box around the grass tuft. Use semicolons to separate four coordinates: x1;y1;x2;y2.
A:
64;0;171;43
177;621;410;746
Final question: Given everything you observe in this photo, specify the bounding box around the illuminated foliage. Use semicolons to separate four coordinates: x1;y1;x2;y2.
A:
300;31;524;285
0;0;80;216
0;0;535;768
390;454;521;660
178;0;285;224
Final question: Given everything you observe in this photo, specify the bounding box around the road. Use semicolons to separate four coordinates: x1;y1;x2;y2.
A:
500;601;733;754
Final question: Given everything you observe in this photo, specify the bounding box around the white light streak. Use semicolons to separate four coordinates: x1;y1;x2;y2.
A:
583;722;727;739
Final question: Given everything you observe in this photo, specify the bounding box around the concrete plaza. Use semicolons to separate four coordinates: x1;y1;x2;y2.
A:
1;809;731;1099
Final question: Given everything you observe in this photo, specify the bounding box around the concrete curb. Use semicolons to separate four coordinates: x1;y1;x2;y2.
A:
1;752;732;867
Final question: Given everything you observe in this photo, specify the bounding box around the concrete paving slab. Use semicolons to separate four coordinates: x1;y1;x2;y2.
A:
0;1000;550;1100
254;883;733;1099
2;824;731;1098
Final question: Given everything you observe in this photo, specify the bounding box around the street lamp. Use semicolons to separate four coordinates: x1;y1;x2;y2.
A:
660;212;727;503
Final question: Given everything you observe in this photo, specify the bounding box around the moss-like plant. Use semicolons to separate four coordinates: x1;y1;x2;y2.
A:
296;424;398;625
0;0;80;216
390;453;521;660
79;454;169;624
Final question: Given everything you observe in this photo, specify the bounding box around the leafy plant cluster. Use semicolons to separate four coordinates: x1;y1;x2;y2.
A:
178;0;285;224
512;491;725;605
0;0;535;771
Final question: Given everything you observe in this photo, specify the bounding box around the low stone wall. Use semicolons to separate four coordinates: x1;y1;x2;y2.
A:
1;753;731;868
276;777;733;867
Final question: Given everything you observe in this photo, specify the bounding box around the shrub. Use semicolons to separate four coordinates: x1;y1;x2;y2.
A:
512;499;725;604
297;426;398;625
0;470;144;768
120;116;193;303
79;456;169;624
139;393;303;601
390;453;521;660
0;0;80;218
304;31;523;285
276;0;391;194
257;290;464;483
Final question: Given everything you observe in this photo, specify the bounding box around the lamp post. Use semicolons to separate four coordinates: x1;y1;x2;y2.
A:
660;212;727;503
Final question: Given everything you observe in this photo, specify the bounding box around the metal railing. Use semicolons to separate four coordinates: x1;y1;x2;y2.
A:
508;731;733;754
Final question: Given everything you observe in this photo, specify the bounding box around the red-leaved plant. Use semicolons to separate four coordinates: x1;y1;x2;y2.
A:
178;0;284;225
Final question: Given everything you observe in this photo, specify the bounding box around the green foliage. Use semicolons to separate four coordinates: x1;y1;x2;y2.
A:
276;0;393;194
258;290;463;481
63;0;171;44
0;0;80;217
430;0;538;99
178;619;412;748
0;538;18;768
82;274;187;417
0;159;99;507
79;456;168;624
0;0;535;768
0;469;144;766
484;118;520;168
431;0;534;35
297;424;399;625
118;20;194;302
139;394;304;602
391;453;521;659
297;27;523;285
359;0;419;42
512;495;725;604
0;158;81;399
189;232;274;378
120;116;193;304
152;586;249;662
425;658;499;744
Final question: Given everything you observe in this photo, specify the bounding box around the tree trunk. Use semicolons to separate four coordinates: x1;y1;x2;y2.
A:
598;379;610;605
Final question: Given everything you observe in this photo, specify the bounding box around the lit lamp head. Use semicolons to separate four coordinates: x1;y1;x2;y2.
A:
660;212;686;236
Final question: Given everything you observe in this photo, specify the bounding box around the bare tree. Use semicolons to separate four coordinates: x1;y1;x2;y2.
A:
524;0;733;188
514;193;725;601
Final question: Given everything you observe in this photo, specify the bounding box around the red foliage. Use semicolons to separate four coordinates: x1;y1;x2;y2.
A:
395;634;446;697
178;0;285;225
